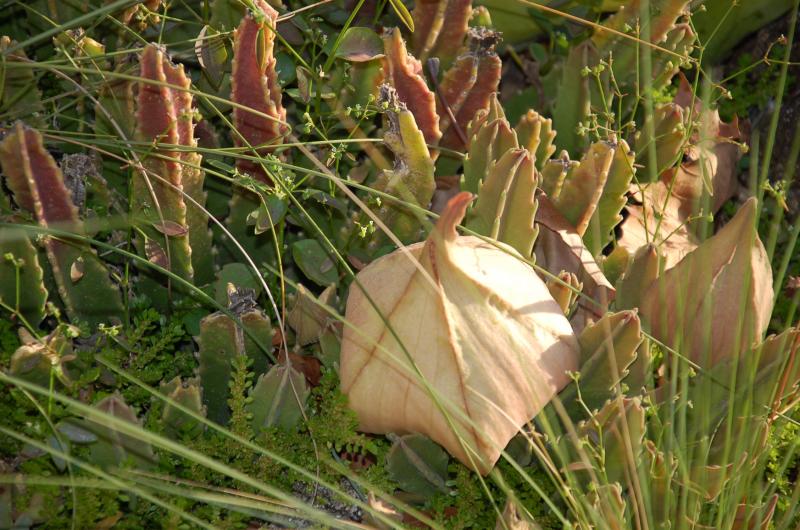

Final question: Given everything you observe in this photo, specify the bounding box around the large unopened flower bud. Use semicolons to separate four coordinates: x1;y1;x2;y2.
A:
340;192;579;474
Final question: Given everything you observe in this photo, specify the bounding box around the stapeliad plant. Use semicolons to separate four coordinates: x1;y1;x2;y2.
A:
1;0;800;528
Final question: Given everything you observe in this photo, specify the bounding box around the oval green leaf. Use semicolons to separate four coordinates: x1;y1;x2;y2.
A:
335;27;384;62
292;239;338;286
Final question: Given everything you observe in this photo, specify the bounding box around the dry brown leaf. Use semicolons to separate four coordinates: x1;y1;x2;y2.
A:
340;192;578;474
152;220;188;237
144;238;169;269
495;499;540;530
277;350;322;387
732;495;778;530
639;198;773;366
618;181;699;269
287;284;337;346
362;492;404;529
618;76;744;268
534;194;615;331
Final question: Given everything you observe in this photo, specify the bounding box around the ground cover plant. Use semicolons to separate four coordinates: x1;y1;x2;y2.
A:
1;0;800;528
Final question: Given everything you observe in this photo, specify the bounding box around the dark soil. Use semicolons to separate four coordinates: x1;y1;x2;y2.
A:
722;13;800;215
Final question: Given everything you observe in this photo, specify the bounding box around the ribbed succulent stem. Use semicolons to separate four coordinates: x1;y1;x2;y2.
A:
356;85;435;250
246;363;309;432
552;140;616;237
230;0;287;181
515;109;557;170
436;28;501;152
551;41;597;155
0;123;124;328
462;94;518;195
133;44;195;286
162;52;214;285
0;225;48;325
584;137;636;255
197;304;273;425
0;37;44;126
382;28;442;146
411;0;472;70
467;148;539;258
161;376;206;439
224;0;287;268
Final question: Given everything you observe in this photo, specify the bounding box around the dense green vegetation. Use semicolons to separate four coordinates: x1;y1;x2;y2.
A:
1;0;799;528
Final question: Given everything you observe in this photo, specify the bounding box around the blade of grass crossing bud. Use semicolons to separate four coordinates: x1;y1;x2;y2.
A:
86;394;156;469
411;0;471;69
161;376;206;439
0;124;124;327
247;364;309;432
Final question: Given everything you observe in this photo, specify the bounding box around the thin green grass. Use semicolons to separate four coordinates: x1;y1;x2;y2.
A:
1;0;799;528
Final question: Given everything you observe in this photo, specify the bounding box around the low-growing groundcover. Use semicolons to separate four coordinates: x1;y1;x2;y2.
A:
1;0;800;528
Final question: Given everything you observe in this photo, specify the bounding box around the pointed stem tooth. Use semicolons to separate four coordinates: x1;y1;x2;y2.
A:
515;109;557;169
